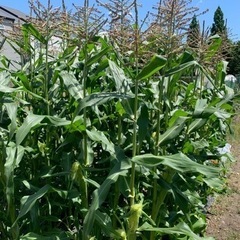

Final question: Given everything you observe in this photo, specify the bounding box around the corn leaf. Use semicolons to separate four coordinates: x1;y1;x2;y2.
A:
136;55;167;80
138;222;214;240
132;152;219;178
83;155;131;239
16;114;45;145
14;184;51;226
59;71;83;100
22;23;47;45
78;92;134;112
158;117;188;146
86;46;110;66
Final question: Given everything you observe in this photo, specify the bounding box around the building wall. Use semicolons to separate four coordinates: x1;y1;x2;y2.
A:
0;18;22;69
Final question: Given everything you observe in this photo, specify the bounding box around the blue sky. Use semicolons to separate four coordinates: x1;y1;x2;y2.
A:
1;0;240;40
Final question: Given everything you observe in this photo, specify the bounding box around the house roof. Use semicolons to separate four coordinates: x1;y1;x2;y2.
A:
0;5;27;22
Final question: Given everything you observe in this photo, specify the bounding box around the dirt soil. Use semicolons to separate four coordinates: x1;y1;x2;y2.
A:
205;119;240;240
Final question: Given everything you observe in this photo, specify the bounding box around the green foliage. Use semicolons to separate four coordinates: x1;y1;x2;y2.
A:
0;1;237;240
211;6;226;35
227;41;240;75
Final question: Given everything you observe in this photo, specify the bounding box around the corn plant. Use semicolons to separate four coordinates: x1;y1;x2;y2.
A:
0;1;236;240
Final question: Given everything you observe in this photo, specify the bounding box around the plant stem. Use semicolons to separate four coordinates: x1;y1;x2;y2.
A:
128;2;139;240
81;0;90;212
150;168;175;240
130;0;139;208
151;78;163;220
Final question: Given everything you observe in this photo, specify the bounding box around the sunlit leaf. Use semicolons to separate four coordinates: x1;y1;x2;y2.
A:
136;55;167;80
108;60;132;93
158;117;188;146
22;23;47;45
59;71;83;100
86;46;110;66
132;152;219;178
16;114;45;145
138;222;214;240
78;92;134;112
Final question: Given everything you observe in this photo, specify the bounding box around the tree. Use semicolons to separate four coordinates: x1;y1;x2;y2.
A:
211;6;226;35
187;14;200;48
227;41;240;75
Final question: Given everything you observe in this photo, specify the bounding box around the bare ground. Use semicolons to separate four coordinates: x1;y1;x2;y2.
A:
205;116;240;240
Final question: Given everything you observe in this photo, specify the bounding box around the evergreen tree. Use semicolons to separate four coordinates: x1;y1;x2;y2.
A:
187;14;200;48
211;6;226;35
227;41;240;75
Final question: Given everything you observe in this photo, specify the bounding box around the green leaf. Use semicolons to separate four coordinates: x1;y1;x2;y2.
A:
187;118;207;134
138;222;214;240
204;35;222;62
86;46;110;66
193;99;208;116
169;110;189;127
44;116;71;126
20;231;69;240
4;102;18;140
0;71;22;93
83;155;131;239
158;117;188;146
59;71;83;100
136;55;167;80
108;60;132;93
5;144;25;218
95;210;120;238
203;177;223;191
132;152;219;178
16;114;45;145
165;61;198;76
22;23;47;45
14;184;51;225
78;92;133;112
86;128;115;155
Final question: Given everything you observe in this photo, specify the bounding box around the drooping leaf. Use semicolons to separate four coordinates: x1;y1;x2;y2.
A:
165;61;198;76
187;118;207;134
5;144;25;217
14;184;51;225
136;55;167;80
86;128;115;155
0;72;22;93
78;92;133;112
22;23;47;45
4;102;18;140
59;71;83;100
16;114;45;145
158;117;188;146
132;152;219;178
108;60;132;93
138;222;214;240
86;46;110;66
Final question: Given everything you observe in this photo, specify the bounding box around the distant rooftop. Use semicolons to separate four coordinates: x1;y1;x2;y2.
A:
0;5;27;22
